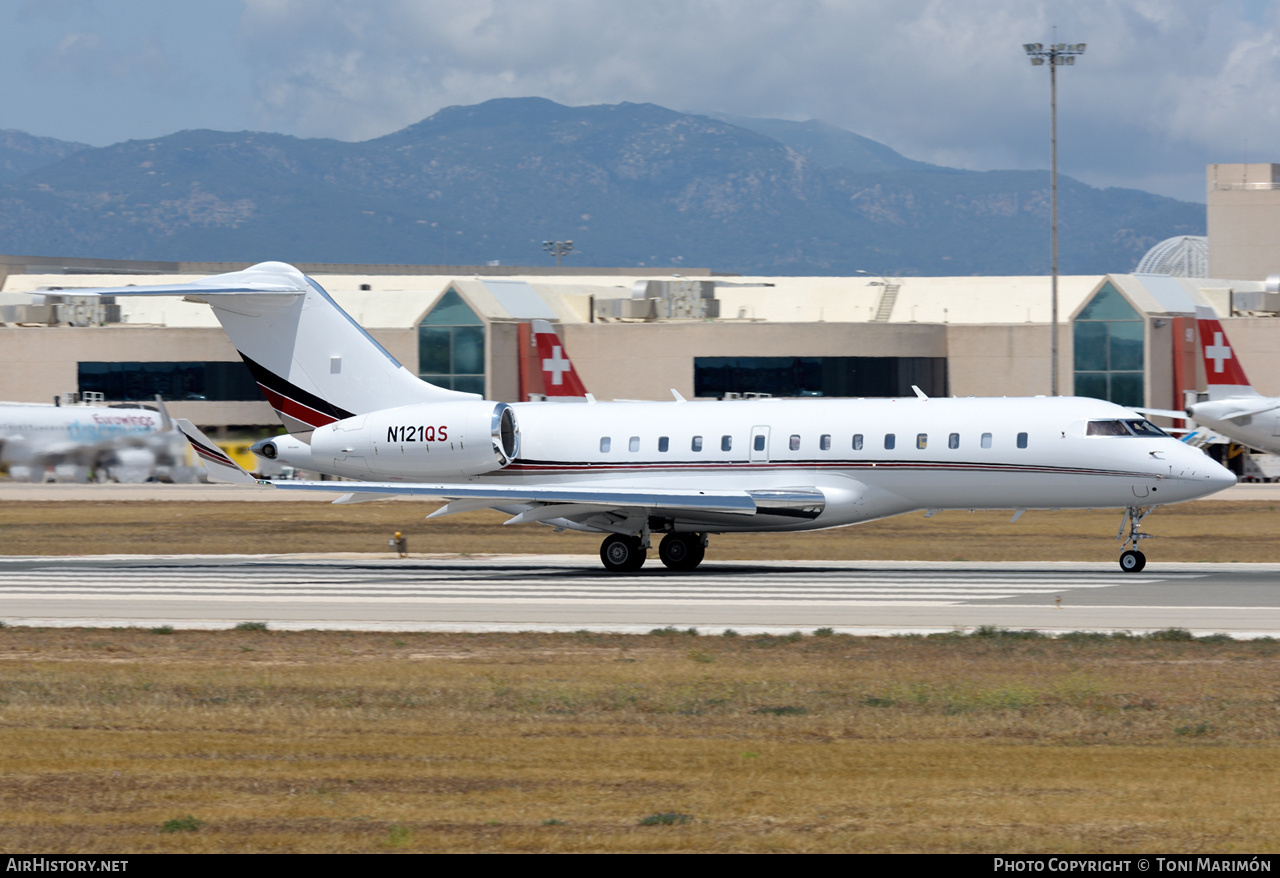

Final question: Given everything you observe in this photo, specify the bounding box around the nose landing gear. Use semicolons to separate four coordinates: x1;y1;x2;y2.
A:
1117;506;1155;573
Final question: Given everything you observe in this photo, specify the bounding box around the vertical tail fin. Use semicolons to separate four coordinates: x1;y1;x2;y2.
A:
73;262;478;435
532;319;588;398
1196;305;1258;400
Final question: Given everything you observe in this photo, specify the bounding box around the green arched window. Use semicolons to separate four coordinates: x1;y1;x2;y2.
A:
1073;283;1143;407
418;290;485;395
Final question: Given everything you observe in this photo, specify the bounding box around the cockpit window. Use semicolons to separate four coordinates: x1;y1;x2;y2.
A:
1124;419;1168;437
1086;419;1169;437
1086;420;1130;436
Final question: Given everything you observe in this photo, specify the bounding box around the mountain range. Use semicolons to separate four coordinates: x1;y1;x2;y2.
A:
0;98;1204;276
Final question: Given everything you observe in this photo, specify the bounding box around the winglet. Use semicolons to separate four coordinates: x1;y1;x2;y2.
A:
153;395;173;432
175;418;260;485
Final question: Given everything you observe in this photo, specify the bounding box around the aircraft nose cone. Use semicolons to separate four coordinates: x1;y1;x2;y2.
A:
1209;460;1238;491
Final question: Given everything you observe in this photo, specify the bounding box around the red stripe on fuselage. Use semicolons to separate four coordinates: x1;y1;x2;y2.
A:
500;460;1151;478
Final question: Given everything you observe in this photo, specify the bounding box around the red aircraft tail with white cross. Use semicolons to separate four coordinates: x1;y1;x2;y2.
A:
1196;305;1258;400
1184;306;1280;454
532;319;589;398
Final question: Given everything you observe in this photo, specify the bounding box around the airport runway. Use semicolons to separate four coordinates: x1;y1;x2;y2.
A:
3;555;1279;637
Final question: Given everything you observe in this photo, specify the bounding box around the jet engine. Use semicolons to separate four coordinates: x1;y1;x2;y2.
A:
309;401;519;479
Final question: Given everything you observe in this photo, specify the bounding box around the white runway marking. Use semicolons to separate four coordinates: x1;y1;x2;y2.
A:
8;557;1277;636
0;562;1200;606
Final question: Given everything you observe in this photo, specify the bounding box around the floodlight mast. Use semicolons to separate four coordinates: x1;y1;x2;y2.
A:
542;240;574;268
1024;41;1085;396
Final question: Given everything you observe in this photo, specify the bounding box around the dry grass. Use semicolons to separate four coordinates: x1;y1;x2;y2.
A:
1;627;1279;852
2;499;1280;561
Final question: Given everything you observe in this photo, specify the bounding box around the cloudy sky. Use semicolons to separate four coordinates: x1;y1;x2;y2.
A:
3;0;1277;202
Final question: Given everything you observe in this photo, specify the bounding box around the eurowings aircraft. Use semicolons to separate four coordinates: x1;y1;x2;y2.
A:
1182;306;1280;455
0;398;178;482
71;262;1235;573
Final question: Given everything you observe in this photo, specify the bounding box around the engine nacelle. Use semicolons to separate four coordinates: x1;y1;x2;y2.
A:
309;401;519;479
252;434;317;470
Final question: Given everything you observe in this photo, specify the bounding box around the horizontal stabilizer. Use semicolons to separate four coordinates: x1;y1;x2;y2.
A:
46;262;310;300
176;419;259;485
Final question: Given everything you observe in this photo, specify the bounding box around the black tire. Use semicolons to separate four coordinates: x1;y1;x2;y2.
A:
601;534;646;572
659;533;705;571
1119;549;1147;573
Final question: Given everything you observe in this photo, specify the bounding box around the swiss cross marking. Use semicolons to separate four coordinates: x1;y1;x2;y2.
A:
543;345;571;386
1206;331;1232;374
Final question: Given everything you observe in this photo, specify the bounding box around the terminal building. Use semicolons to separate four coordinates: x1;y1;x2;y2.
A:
1;163;1280;437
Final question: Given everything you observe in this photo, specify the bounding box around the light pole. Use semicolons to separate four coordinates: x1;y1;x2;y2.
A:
1024;40;1085;396
543;240;574;268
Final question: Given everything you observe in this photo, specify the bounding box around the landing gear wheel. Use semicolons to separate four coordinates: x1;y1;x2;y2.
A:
659;533;706;571
1119;549;1146;573
600;534;646;573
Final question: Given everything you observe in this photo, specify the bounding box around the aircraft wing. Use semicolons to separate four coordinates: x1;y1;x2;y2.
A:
1214;402;1280;422
173;423;825;520
269;479;763;517
1133;406;1187;421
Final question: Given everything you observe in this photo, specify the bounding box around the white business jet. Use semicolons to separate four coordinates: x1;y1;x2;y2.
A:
71;262;1234;573
1181;306;1280;455
0;397;178;482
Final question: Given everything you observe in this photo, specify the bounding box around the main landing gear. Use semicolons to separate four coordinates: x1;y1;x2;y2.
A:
1117;506;1155;573
599;532;708;573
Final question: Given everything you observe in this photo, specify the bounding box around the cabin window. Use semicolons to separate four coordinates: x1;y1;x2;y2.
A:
948;433;959;449
692;435;703;452
916;433;928;450
820;434;831;451
629;436;640;452
1017;432;1028;449
789;434;801;451
980;432;992;449
884;433;896;450
852;434;864;451
600;437;611;452
753;434;766;452
659;436;670;452
721;435;733;452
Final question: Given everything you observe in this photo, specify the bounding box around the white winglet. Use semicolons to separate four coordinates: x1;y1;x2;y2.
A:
175;419;259;485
